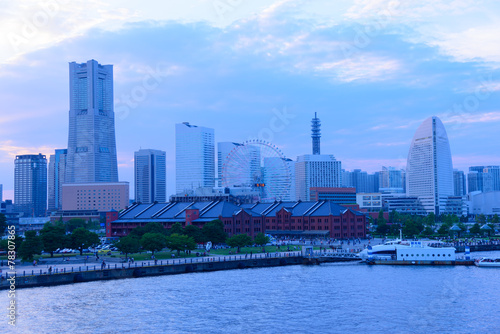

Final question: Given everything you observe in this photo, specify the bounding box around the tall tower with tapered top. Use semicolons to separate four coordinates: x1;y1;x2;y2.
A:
312;112;321;155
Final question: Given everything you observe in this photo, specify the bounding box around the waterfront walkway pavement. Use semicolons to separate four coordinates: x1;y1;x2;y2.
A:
0;247;366;278
0;238;381;278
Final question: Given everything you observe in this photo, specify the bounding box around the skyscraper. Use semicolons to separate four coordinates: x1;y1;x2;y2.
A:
14;154;47;217
0;184;2;203
406;116;454;214
65;59;118;183
295;154;342;201
453;170;466;196
467;166;500;193
379;166;405;192
176;122;215;194
311;112;321;155
134;149;167;204
48;149;67;211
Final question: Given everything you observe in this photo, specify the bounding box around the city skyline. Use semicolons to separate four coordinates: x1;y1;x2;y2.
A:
1;1;500;200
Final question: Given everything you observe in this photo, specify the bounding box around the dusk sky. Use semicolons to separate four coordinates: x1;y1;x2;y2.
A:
1;0;500;200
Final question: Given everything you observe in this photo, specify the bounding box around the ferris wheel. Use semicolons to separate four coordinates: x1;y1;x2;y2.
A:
221;140;292;202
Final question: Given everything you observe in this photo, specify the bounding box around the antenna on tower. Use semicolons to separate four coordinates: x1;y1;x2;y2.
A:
311;112;321;155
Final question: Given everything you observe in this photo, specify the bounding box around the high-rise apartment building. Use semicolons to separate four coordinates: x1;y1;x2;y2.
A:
295;154;342;201
65;59;118;183
176;122;215;194
134;149;167;204
48;149;67;211
342;169;379;193
14;154;47;217
453;170;466;196
379;166;405;191
467;166;500;193
406;116;454;214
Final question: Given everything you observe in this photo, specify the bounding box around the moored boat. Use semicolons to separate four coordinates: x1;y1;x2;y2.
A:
474;258;500;267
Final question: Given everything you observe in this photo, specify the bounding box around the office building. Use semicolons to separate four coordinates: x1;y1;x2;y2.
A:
65;59;118;183
295;154;342;201
311;187;356;204
467;166;500;193
176;122;215;194
406;116;454;214
453;170;466;196
379;166;405;192
134;149;167;204
48;149;67;211
342;169;379;193
62;182;129;212
14;154;47;217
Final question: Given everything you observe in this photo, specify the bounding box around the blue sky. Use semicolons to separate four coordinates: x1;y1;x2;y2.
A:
1;0;500;199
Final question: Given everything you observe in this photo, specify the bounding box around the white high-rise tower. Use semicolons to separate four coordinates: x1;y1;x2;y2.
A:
406;116;454;214
176;122;215;194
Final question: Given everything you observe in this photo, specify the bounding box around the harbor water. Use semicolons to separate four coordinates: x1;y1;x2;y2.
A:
2;251;500;334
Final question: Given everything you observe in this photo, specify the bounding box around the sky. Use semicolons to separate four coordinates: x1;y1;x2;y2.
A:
1;0;500;200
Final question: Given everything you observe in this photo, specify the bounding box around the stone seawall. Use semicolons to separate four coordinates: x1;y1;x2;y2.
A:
0;256;303;290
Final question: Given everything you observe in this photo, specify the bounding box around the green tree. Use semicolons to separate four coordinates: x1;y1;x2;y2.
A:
166;233;196;256
388;223;401;237
377;210;386;225
402;219;423;238
476;214;487;225
376;220;390;235
253;233;270;252
469;223;481;235
169;222;184;236
65;218;87;233
0;213;7;235
115;235;140;259
226;234;252;253
130;222;166;239
425;212;436;226
202;219;227;244
70;228;100;255
40;222;68;257
422;226;435;236
437;224;450;236
490;214;499;225
18;231;43;262
183;225;206;244
140;233;167;256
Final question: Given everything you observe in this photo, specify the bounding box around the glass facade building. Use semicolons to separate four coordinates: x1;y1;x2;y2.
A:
65;59;118;183
134;149;167;204
48;149;67;211
14;154;47;217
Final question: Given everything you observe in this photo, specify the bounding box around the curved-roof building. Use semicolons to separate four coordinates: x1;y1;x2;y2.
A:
406;116;454;214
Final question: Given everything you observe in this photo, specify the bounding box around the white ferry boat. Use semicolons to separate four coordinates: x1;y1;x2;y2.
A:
474;258;500;267
358;239;457;264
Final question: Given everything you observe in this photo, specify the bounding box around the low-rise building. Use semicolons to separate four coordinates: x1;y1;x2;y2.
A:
108;200;367;239
62;182;129;212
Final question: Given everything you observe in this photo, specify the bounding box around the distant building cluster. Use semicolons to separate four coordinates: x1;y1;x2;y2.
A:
3;59;499;239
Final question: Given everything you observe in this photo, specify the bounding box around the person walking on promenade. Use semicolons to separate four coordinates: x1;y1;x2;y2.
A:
101;260;106;270
48;266;52;275
33;260;36;266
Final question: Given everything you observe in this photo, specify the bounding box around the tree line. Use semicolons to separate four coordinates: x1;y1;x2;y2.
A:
374;210;499;238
